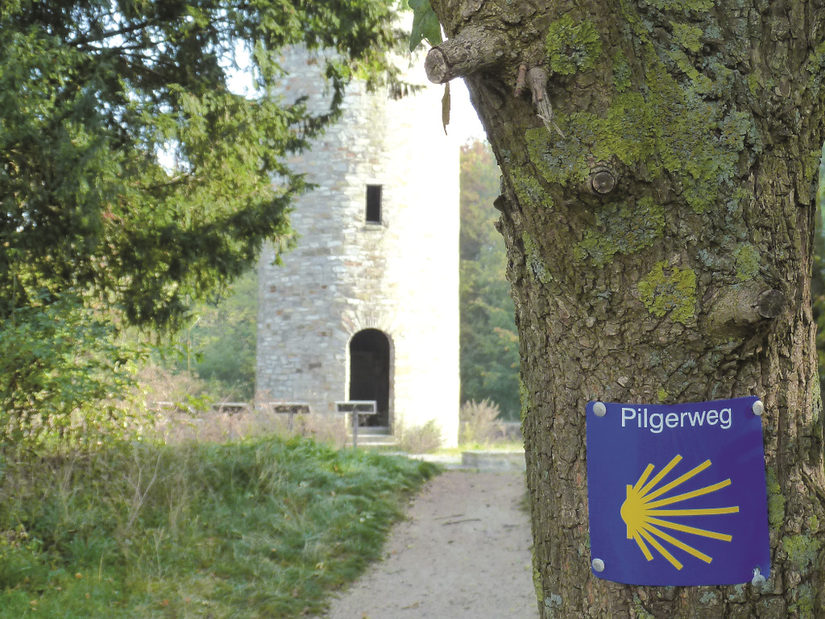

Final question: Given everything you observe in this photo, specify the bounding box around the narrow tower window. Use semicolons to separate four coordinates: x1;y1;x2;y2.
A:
365;184;382;223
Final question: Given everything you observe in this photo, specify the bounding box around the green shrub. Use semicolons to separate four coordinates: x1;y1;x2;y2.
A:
0;292;145;449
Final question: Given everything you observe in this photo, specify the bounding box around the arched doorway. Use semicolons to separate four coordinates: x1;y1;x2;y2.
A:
349;329;390;427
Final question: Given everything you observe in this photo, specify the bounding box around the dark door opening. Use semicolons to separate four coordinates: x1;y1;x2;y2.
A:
349;329;390;426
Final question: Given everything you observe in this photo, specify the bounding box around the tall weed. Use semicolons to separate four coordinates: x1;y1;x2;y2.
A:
152;404;350;448
460;398;505;445
396;420;443;454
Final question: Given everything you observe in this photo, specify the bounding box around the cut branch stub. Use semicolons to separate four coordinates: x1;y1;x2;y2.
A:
704;282;786;336
755;288;785;319
424;25;506;83
588;165;617;194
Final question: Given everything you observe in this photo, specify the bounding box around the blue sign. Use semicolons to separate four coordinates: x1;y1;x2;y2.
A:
586;397;770;586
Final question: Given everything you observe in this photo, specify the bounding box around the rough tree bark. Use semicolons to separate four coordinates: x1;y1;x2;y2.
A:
428;0;825;615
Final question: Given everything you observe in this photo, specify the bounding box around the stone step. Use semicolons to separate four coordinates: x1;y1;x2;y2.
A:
353;425;391;435
461;450;526;471
353;441;399;449
348;427;397;448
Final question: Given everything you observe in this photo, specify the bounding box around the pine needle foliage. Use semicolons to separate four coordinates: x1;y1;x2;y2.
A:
0;0;405;330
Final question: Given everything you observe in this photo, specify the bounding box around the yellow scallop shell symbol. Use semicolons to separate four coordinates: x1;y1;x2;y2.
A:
620;454;739;570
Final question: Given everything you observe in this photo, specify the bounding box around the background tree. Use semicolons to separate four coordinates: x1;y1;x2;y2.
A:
459;140;520;419
419;0;825;615
0;0;405;442
171;269;258;400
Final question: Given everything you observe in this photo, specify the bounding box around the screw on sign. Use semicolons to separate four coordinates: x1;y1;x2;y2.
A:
585;397;770;586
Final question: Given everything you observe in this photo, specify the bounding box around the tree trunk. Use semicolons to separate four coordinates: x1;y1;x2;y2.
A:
430;0;825;615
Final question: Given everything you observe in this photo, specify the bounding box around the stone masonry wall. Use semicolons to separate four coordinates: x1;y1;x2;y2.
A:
256;46;460;446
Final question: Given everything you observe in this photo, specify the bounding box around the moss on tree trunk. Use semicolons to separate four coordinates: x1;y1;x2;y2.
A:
430;0;825;614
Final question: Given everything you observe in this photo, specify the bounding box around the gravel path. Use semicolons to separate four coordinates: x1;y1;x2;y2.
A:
323;470;538;619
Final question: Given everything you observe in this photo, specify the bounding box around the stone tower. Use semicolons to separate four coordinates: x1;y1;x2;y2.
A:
256;46;460;447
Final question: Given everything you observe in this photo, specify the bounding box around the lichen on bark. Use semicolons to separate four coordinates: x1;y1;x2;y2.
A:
544;14;602;76
574;196;665;266
526;45;756;215
641;0;714;10
782;534;822;576
511;167;553;210
733;243;760;281
522;231;553;285
637;261;697;325
670;21;703;53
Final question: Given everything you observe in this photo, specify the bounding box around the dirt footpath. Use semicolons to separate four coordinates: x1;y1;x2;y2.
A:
323;470;538;619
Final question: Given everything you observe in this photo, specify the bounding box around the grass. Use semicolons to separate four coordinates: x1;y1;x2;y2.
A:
435;440;526;457
0;436;438;617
